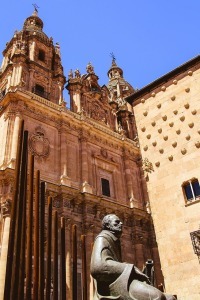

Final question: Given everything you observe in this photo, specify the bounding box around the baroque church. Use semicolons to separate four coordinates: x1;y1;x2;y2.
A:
0;9;199;300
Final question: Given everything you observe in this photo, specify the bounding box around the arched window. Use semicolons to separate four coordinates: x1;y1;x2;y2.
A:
182;178;200;203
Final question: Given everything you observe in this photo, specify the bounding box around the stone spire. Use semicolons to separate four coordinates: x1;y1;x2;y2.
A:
107;57;135;101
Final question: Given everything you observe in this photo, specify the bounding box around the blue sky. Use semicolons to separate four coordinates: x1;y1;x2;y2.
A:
0;1;200;103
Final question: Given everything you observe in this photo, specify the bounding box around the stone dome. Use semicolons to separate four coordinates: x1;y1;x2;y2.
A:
23;9;44;32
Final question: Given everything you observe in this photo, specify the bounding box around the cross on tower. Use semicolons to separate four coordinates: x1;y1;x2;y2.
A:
110;52;116;63
32;3;39;12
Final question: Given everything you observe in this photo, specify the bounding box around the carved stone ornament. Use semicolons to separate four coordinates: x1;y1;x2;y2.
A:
29;126;50;158
101;148;108;159
142;158;154;180
1;199;12;217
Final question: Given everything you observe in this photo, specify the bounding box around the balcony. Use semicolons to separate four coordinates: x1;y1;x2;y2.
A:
32;86;49;100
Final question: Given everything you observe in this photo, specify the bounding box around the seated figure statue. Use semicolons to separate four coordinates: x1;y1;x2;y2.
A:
91;214;176;300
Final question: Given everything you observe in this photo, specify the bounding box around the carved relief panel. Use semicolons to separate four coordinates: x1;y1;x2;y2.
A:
29;126;50;160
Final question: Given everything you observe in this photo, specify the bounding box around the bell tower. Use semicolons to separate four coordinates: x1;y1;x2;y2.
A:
107;57;137;139
0;9;66;104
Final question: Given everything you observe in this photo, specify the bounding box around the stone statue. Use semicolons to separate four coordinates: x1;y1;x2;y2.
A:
91;214;176;300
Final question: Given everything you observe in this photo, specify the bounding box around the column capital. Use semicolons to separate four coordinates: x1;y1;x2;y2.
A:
1;199;11;218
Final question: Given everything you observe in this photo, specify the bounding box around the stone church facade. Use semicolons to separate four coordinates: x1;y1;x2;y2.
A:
0;10;163;300
0;9;199;300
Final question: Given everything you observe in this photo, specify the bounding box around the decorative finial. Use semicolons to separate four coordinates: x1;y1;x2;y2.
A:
110;52;116;65
86;62;94;74
68;69;73;79
32;3;39;14
74;69;81;78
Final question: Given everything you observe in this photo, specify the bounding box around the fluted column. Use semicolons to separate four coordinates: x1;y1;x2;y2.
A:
0;200;11;300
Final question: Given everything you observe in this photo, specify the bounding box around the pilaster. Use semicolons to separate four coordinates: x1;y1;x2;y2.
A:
80;136;93;194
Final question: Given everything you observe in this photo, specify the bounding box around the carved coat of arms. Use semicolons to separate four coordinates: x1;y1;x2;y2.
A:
29;126;50;158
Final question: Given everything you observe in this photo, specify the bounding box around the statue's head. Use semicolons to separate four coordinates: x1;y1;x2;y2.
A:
102;214;123;236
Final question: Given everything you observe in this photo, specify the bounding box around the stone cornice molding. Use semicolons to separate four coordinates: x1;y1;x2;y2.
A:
1;89;139;150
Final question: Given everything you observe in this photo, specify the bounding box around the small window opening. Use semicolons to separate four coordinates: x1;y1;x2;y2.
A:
35;84;44;94
101;178;110;197
38;49;45;62
183;179;200;202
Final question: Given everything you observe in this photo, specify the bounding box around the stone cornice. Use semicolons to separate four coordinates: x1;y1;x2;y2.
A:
1;89;139;148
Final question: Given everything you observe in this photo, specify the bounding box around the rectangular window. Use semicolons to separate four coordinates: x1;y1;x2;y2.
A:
38;49;45;61
101;178;110;197
183;179;200;203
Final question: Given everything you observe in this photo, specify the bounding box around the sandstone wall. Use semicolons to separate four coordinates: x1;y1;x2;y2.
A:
133;66;200;299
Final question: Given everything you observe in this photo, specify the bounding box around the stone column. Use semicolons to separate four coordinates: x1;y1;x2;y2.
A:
10;114;21;168
59;129;71;186
58;82;63;105
3;114;15;167
68;84;82;113
85;224;95;300
65;219;72;300
6;71;12;91
28;69;35;91
0;200;11;300
80;137;92;193
123;151;134;206
10;67;16;86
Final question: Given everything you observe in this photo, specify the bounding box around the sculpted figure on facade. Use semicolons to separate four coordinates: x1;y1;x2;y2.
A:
74;69;81;78
86;62;94;74
91;214;176;300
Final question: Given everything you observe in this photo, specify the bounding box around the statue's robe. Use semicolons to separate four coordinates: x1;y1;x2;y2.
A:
91;230;175;300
